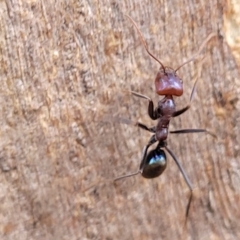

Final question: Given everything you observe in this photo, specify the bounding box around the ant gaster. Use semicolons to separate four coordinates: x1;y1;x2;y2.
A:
114;15;216;217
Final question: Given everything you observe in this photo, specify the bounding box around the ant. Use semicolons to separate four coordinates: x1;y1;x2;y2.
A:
114;15;216;218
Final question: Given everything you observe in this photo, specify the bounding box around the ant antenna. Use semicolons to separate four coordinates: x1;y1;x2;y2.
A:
125;14;166;71
175;32;217;72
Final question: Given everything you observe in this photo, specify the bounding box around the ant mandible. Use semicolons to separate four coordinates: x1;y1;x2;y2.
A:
114;15;216;217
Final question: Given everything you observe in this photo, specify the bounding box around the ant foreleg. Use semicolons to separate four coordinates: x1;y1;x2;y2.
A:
131;91;158;120
131;90;151;101
172;106;190;117
172;77;198;117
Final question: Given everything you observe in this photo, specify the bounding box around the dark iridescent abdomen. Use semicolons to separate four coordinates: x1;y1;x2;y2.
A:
142;148;167;178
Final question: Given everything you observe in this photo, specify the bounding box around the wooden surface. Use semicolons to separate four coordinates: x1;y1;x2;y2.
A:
0;0;240;239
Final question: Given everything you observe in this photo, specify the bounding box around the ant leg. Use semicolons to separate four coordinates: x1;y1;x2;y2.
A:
131;91;151;101
172;77;198;117
164;145;193;218
113;170;141;181
170;129;216;138
137;122;156;133
114;134;157;181
139;135;157;170
172;105;190;117
164;145;192;190
185;191;193;223
131;91;158;120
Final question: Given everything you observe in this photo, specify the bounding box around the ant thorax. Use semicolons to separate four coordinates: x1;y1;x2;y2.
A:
155;96;175;141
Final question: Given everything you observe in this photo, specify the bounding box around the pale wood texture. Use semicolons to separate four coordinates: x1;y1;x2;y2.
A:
0;0;239;239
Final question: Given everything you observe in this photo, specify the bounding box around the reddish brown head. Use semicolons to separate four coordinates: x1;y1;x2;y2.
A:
155;68;183;96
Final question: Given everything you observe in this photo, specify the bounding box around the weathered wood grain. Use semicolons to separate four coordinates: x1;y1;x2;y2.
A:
0;0;239;239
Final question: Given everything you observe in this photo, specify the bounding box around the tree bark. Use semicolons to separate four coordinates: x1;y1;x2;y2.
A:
0;0;239;239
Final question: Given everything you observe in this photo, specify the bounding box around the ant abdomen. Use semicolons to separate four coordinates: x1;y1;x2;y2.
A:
141;148;167;179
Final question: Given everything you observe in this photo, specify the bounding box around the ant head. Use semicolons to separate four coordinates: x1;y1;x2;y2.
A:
155;67;183;96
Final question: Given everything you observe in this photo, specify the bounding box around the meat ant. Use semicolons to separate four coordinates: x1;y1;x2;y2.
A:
114;15;216;218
